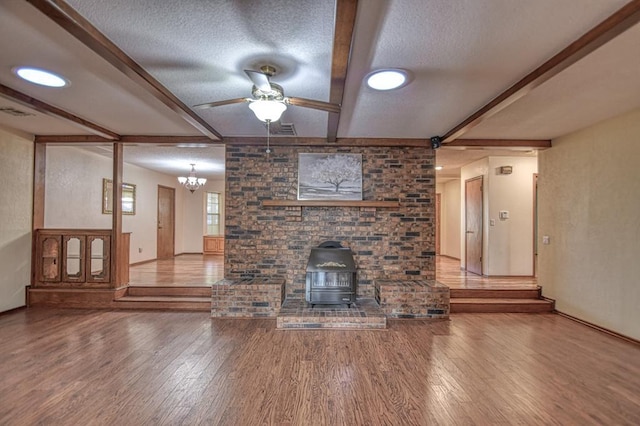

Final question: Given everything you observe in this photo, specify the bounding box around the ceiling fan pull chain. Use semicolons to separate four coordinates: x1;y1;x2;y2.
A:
266;119;271;155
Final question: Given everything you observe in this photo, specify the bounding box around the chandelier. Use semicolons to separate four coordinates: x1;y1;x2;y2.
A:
177;163;207;193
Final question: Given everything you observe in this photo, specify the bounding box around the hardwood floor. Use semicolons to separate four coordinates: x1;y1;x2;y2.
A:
129;254;224;287
128;254;537;290
436;256;539;289
1;309;639;425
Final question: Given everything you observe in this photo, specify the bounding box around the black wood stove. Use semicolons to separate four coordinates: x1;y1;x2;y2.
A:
305;241;357;307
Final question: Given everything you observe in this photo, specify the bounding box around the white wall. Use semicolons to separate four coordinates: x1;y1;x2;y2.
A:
460;156;537;275
44;146;195;263
436;179;461;259
45;147;113;229
181;180;225;253
487;156;537;275
538;108;640;341
121;158;186;262
0;128;33;312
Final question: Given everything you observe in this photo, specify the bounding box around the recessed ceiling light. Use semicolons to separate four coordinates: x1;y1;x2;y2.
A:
435;166;443;171
365;69;408;91
13;67;68;88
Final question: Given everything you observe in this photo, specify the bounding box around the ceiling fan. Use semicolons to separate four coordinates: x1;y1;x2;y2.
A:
193;65;340;122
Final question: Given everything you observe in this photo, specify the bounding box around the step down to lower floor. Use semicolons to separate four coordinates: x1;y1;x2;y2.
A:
113;295;211;311
277;298;387;330
450;287;541;299
450;298;554;313
126;286;211;297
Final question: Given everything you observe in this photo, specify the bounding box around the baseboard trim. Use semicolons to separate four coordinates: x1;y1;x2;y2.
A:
458;268;535;278
437;254;460;261
556;310;639;346
483;274;536;278
0;305;27;316
130;258;157;267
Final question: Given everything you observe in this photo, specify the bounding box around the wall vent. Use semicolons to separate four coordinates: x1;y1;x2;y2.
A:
267;122;297;136
0;107;35;117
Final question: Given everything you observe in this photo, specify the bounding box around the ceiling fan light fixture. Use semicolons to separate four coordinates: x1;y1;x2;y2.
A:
366;69;408;91
13;66;68;88
249;99;287;122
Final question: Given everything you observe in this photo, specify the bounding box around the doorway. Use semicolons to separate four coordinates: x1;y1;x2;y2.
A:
435;193;441;255
465;176;483;275
157;185;175;259
533;173;538;277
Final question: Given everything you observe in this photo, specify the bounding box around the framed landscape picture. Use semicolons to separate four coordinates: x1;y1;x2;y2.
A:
298;153;362;201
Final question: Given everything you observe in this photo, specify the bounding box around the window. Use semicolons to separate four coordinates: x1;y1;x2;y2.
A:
206;192;220;235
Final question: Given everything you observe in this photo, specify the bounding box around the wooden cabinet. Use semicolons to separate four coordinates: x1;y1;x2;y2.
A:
34;229;128;288
203;236;224;255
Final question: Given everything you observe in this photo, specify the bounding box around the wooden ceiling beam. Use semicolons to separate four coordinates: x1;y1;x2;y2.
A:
441;0;640;144
446;139;551;148
35;135;223;144
35;135;111;143
224;137;427;147
326;0;358;142
26;0;223;141
0;84;120;140
35;134;550;149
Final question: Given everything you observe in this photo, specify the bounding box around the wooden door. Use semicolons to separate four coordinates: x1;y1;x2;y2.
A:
157;186;175;259
465;176;483;275
533;173;538;277
435;193;441;255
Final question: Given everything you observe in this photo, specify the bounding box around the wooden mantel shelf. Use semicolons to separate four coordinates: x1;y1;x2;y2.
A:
262;200;399;208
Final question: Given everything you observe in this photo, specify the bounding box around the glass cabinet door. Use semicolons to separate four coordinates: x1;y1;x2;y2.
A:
37;234;61;282
86;235;111;283
62;235;86;282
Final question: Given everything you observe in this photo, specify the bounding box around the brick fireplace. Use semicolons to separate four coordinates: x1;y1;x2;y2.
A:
223;144;436;300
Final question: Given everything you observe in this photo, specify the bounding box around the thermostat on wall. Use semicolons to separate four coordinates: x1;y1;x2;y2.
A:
499;210;509;220
498;166;513;174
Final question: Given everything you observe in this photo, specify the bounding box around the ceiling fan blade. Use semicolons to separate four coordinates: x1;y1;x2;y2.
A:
244;70;271;92
287;97;341;114
193;98;249;109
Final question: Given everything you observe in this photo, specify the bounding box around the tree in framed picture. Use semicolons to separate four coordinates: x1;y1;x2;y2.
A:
298;153;362;200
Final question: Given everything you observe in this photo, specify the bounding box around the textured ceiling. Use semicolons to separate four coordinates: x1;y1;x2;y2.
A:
0;1;201;137
465;21;640;139
65;0;335;137
80;145;227;180
1;0;639;179
340;0;632;138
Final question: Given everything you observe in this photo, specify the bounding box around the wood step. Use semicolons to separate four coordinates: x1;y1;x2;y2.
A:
450;288;540;299
126;286;211;297
277;298;387;330
113;296;211;312
451;298;554;313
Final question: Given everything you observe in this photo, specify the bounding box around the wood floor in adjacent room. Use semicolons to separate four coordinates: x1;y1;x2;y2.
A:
1;309;639;425
129;254;539;289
